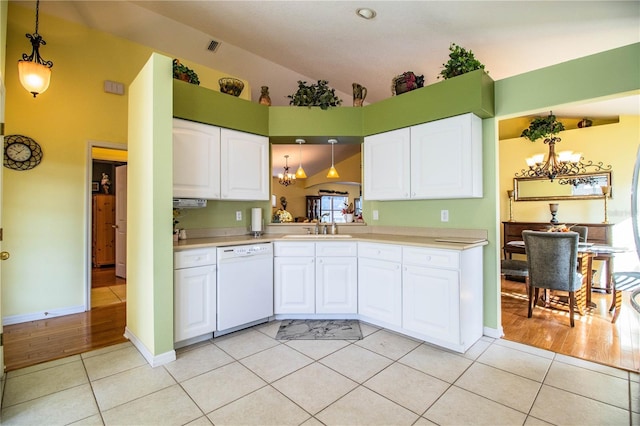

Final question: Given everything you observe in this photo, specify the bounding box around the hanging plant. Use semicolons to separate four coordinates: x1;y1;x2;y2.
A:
287;80;342;110
172;59;200;85
521;112;565;142
438;43;486;80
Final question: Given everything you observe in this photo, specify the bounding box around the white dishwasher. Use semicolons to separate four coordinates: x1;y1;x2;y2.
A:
216;243;274;333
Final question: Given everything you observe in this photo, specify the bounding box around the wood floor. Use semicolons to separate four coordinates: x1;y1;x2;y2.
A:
501;277;640;372
4;275;638;373
3;267;128;372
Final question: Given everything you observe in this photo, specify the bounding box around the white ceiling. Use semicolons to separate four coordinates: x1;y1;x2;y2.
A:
17;0;640;175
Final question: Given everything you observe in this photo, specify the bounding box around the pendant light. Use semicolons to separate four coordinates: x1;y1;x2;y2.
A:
295;139;307;178
18;0;53;98
326;139;340;179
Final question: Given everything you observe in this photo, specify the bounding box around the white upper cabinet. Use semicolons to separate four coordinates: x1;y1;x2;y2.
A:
172;120;269;201
173;118;221;199
363;127;411;200
220;128;270;201
363;113;482;200
410;113;482;199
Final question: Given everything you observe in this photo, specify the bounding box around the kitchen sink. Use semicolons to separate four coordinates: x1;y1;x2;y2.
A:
282;234;352;239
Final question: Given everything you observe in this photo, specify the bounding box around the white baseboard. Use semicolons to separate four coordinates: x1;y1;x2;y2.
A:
483;326;504;339
124;327;176;367
2;305;85;326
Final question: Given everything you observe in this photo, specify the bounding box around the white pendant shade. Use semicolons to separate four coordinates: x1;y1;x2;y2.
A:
18;60;51;97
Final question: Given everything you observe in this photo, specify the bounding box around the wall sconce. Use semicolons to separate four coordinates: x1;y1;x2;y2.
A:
326;139;340;178
18;0;53;97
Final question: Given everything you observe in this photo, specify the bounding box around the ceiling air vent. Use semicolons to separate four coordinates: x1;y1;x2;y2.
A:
207;40;220;52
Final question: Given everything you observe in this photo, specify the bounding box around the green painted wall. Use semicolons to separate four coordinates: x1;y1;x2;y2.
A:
363;70;495;135
173;80;268;135
128;53;174;356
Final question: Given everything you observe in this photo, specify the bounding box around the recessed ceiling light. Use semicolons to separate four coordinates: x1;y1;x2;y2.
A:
356;8;376;20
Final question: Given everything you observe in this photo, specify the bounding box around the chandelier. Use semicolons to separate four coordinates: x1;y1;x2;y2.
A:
278;155;296;186
516;112;612;187
18;0;53;97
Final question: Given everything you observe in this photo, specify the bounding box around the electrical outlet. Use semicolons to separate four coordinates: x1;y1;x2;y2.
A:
440;210;449;222
373;210;379;220
236;211;242;221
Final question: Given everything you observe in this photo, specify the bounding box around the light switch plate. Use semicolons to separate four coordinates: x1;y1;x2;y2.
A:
441;210;449;222
373;210;379;220
236;211;242;221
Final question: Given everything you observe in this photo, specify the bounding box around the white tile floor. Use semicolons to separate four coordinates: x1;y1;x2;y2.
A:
1;321;638;425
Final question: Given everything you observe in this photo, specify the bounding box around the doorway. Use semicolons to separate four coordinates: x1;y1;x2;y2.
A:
87;142;127;310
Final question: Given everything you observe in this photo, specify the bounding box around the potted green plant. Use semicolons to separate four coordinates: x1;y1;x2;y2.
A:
521;112;565;142
172;59;200;85
438;43;487;80
288;80;342;110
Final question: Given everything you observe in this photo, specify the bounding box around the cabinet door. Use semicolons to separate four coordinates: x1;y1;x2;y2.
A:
410;113;482;199
358;258;402;327
402;264;460;344
316;257;358;314
174;265;216;342
220;128;269;200
274;257;315;314
172;118;221;199
363;128;411;200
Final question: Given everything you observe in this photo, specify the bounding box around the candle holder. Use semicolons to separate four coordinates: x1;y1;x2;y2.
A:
507;190;515;222
549;203;559;224
601;185;611;224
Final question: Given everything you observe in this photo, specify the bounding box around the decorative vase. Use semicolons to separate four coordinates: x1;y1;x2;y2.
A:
352;83;367;107
259;86;271;106
345;213;354;223
549;203;559;224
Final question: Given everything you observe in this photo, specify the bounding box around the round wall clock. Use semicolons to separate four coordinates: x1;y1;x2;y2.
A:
4;135;43;171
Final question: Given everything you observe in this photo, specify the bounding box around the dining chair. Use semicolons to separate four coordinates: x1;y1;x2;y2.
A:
572;226;588;243
522;230;582;327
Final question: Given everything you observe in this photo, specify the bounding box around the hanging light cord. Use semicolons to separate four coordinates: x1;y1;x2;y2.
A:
22;0;53;68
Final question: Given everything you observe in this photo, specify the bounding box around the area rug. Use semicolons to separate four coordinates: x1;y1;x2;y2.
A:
276;319;363;340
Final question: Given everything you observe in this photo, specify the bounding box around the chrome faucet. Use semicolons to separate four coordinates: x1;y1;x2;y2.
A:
331;222;337;235
314;222;320;235
322;224;328;235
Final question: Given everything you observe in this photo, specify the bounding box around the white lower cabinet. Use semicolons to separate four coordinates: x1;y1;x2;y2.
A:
401;246;483;352
174;248;217;343
316;256;357;314
274;256;315;314
357;243;402;327
274;241;357;315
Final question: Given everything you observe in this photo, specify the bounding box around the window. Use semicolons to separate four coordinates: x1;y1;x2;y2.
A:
320;195;348;222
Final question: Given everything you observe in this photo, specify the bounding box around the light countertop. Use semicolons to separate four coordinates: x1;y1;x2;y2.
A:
173;233;488;251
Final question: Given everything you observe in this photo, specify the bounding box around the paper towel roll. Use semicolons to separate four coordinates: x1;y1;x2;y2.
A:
251;208;262;232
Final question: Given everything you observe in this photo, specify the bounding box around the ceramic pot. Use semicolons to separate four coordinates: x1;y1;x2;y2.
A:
345;213;354;223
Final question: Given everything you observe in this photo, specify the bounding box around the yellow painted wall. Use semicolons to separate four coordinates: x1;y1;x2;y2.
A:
499;115;640;270
92;147;128;162
2;4;246;320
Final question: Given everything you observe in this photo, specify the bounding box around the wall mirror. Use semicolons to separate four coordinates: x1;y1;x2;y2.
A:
514;172;612;201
